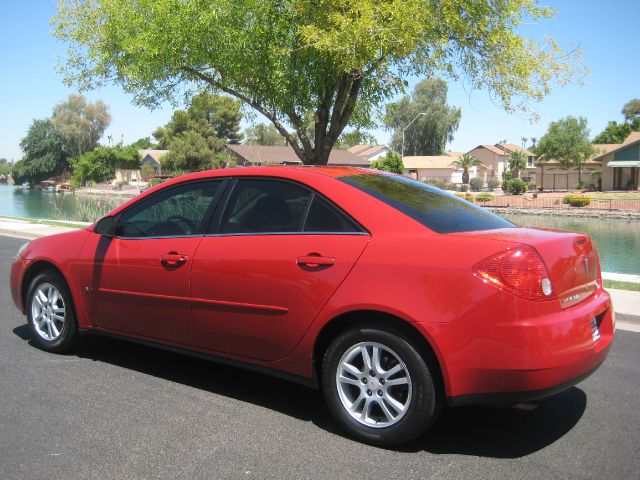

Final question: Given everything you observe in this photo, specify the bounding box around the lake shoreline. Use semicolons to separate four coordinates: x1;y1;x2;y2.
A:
486;207;640;220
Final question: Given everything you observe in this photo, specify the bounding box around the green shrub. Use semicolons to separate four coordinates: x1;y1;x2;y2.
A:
502;179;513;193
459;183;469;192
488;177;500;189
567;195;591;207
475;193;495;203
508;178;528;195
469;177;484;192
454;192;474;202
503;170;513;181
528;180;537;191
423;178;448;190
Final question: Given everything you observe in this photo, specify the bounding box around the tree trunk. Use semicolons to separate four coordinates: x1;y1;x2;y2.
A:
462;170;469;184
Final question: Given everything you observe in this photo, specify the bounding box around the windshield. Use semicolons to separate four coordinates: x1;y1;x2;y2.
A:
339;174;514;233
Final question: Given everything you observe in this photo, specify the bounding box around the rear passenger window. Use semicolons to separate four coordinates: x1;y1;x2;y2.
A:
304;196;361;233
220;179;311;233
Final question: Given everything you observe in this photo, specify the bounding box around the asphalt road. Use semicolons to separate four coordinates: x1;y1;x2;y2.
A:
1;235;638;480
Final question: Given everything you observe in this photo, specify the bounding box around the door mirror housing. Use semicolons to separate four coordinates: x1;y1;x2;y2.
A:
95;215;115;237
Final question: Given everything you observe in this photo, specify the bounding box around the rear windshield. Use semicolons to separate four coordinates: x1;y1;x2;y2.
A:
339;174;514;233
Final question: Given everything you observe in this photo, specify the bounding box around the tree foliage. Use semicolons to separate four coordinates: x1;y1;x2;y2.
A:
508;150;528;178
449;154;484;185
54;0;583;165
371;151;404;174
384;78;461;155
536;116;595;184
51;93;111;156
622;98;640;122
592;118;640;144
336;129;378;148
154;92;243;150
244;123;287;146
13;119;71;185
71;145;139;187
162;130;231;172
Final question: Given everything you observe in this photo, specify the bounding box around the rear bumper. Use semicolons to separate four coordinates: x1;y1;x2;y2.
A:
427;289;614;405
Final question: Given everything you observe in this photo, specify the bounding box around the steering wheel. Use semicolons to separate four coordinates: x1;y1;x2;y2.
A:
167;215;197;234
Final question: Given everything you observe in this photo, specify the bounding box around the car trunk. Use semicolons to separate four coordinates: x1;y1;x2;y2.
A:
453;227;600;308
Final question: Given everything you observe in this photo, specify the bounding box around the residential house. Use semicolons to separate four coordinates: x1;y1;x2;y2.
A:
595;132;640;191
465;144;536;182
346;144;390;163
139;149;168;174
535;149;608;192
403;152;475;183
226;145;370;167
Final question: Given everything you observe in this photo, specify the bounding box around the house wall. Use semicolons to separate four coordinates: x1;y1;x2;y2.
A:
466;147;506;180
367;149;389;162
536;163;602;191
115;169;142;185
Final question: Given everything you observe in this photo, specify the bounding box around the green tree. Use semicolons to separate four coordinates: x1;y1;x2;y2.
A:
71;145;139;187
449;154;484;185
371;151;404;174
336;129;378;148
244;123;287;146
593;119;640;144
508;150;528;178
622;98;640;122
384;78;461;156
13;119;71;185
536;116;595;186
54;0;582;165
154;92;243;153
51;93;111;157
162;130;221;172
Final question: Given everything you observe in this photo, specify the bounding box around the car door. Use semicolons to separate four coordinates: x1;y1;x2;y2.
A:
78;179;225;344
190;178;370;361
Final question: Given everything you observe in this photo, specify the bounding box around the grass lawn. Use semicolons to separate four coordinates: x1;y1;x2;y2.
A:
588;192;640;200
603;279;640;291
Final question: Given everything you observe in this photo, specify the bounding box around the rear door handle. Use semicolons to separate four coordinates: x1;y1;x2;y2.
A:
161;252;188;269
296;254;335;269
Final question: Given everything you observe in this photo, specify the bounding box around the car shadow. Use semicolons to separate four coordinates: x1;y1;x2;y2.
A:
13;325;586;457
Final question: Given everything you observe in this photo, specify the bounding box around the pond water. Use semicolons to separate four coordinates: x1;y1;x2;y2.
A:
501;213;640;275
1;185;638;274
0;185;124;223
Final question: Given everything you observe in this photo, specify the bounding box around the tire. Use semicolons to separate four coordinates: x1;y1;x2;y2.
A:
26;270;79;353
322;326;442;446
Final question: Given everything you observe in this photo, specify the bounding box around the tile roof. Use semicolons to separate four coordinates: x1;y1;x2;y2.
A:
226;145;370;167
138;149;169;161
402;155;460;170
496;144;536;156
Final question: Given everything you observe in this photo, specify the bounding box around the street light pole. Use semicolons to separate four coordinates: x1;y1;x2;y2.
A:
401;112;427;159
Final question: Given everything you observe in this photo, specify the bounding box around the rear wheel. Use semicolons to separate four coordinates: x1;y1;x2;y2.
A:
26;271;78;353
322;326;441;446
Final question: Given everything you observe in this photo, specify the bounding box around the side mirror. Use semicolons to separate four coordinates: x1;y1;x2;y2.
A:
95;215;115;237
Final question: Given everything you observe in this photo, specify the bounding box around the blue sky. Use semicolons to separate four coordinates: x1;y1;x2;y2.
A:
1;0;638;161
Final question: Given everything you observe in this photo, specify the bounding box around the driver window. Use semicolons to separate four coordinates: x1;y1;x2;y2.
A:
117;180;223;238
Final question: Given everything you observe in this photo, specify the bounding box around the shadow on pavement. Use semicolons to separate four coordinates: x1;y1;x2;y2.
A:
13;326;586;457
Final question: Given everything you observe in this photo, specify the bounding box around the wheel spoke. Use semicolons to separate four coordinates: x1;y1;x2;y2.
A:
38;290;48;305
372;345;383;373
359;397;372;421
50;321;60;338
342;362;362;378
338;374;361;387
385;377;408;387
384;363;403;378
349;393;365;412
385;394;406;414
377;398;395;422
52;313;65;323
46;319;54;339
360;346;373;371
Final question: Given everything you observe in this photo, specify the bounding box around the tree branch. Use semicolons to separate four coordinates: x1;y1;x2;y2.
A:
180;66;306;161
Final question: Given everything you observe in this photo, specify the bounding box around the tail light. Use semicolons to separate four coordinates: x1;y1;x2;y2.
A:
472;245;553;300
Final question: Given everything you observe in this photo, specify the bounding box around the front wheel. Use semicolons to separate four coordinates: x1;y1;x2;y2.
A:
322;327;442;446
26;271;79;353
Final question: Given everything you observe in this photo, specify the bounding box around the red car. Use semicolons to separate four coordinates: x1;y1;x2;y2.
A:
10;167;614;446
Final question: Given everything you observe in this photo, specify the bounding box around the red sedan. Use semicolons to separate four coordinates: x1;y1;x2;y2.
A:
10;167;614;446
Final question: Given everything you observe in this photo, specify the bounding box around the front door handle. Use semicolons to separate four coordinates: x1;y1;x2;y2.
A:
161;252;188;269
296;254;335;269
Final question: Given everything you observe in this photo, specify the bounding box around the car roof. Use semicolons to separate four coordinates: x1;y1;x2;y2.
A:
173;165;378;182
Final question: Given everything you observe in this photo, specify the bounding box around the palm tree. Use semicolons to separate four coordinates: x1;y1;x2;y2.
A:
508;150;527;179
450;154;485;185
521;136;528;148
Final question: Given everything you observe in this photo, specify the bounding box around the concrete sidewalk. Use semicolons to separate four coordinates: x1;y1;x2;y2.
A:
0;217;88;240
